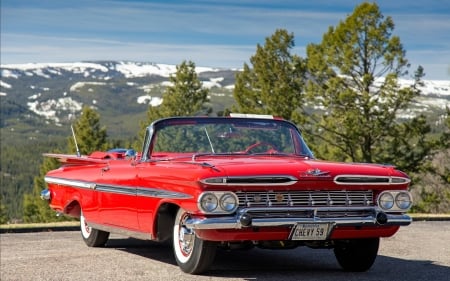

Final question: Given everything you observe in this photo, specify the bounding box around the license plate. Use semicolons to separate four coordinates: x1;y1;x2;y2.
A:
290;223;330;240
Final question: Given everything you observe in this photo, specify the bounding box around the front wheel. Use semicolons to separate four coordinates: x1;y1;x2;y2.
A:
334;238;380;272
173;208;217;274
80;211;110;247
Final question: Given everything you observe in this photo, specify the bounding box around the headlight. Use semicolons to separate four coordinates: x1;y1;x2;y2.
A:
198;192;239;214
220;193;238;212
377;191;413;211
199;193;218;212
378;192;394;210
395;192;413;210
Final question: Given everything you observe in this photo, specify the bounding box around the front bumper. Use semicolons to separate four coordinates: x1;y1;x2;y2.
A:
184;207;412;230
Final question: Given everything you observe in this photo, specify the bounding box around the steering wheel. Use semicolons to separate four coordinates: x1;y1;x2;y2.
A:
244;142;278;154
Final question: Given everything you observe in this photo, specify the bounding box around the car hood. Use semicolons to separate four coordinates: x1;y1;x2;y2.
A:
194;155;407;181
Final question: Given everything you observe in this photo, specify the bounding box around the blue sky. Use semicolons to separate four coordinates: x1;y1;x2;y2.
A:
1;0;449;80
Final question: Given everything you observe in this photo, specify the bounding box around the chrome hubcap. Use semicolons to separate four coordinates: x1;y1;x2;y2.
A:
178;219;195;256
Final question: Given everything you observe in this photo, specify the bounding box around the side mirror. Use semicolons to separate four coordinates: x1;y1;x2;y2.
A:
125;149;138;166
125;149;137;160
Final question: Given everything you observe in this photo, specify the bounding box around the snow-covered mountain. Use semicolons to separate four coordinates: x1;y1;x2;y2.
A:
0;61;449;137
0;61;228;80
0;61;237;127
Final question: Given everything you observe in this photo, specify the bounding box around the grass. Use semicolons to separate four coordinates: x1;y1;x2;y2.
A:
409;213;450;220
0;221;79;230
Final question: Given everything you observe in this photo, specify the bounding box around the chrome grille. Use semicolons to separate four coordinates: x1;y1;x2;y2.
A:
236;190;373;208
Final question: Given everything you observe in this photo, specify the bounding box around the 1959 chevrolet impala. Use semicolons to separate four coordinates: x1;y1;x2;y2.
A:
41;114;412;274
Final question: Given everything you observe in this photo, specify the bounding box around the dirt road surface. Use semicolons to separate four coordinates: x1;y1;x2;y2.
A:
1;221;449;281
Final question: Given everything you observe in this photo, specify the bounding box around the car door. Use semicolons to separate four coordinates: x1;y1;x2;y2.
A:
96;161;140;231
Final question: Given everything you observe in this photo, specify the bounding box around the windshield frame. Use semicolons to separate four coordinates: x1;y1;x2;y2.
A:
140;116;314;161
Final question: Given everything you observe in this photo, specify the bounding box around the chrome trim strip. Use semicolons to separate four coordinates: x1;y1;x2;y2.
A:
96;184;136;196
136;187;192;199
239;206;375;214
185;207;412;230
334;175;411;185
45;176;192;199
44;176;96;189
200;175;298;186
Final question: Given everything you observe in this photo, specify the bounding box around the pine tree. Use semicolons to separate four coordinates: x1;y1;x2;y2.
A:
68;106;108;155
0;195;8;224
302;2;433;173
22;156;67;223
137;60;211;145
438;108;450;186
233;29;307;120
410;111;450;213
23;106;109;222
440;107;450;150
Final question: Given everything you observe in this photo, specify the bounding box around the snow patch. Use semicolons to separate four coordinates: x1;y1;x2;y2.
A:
0;80;12;89
70;81;107;92
137;95;163;106
1;62;109;72
202;77;224;89
115;62;177;78
416;97;450;109
150;97;163;107
210;77;224;83
27;97;83;124
140;84;156;93
161;81;173;87
1;69;19;79
28;93;41;100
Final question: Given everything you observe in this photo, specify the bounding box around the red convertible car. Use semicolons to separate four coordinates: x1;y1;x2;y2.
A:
41;114;412;274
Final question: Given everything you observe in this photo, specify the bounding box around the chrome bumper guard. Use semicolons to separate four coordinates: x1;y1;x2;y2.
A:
184;207;412;230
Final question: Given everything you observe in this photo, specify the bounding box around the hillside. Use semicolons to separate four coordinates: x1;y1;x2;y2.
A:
1;61;449;139
0;61;238;141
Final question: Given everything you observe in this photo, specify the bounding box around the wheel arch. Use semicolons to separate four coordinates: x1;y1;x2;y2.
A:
153;202;179;242
64;200;81;219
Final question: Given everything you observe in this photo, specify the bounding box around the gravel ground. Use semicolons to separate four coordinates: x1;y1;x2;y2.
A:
1;221;449;281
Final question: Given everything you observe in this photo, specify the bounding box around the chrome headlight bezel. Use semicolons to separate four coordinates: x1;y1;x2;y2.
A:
395;192;413;210
219;193;238;212
378;192;395;210
199;192;218;213
377;190;412;212
198;191;239;214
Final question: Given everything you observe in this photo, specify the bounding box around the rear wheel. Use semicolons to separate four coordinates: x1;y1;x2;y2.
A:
80;211;109;247
334;238;379;272
173;208;217;274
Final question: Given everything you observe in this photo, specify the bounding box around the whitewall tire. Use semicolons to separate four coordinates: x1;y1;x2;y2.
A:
173;208;217;274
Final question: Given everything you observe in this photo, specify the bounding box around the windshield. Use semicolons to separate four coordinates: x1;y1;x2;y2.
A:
145;117;314;159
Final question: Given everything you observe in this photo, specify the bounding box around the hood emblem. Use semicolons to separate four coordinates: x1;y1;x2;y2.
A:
302;168;330;177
